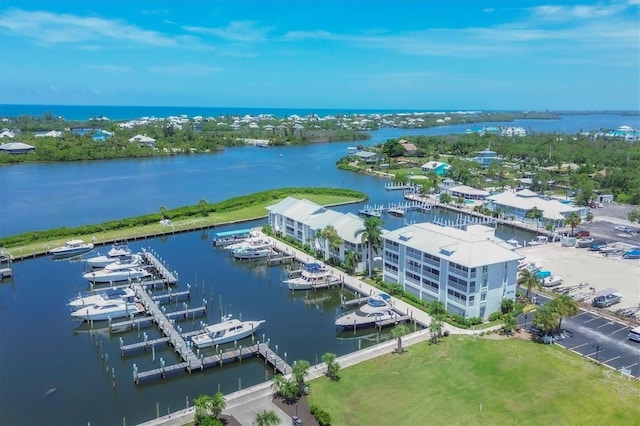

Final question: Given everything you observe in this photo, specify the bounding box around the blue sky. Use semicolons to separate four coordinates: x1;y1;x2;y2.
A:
1;0;639;110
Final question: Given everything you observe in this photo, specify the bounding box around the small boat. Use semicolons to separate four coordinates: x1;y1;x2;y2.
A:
225;237;270;251
387;207;406;217
68;287;137;310
507;239;523;248
83;262;150;283
527;236;548;246
191;316;265;348
49;240;94;258
575;238;594;248
592;292;622;308
284;262;342;291
540;275;563;287
335;293;399;330
232;242;273;259
70;299;145;321
623;249;640;259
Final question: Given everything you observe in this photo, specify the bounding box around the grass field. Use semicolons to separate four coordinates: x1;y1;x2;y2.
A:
5;192;361;258
308;336;640;425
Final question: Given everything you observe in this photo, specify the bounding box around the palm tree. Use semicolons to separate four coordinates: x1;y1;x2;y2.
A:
255;409;280;426
564;212;581;236
342;250;358;274
291;359;310;395
322;352;340;380
391;323;410;353
526;206;543;233
517;269;540;300
533;304;560;337
550;294;578;332
199;198;208;217
429;316;443;344
209;392;226;419
159;205;168;220
319;225;342;264
194;392;226;424
355;216;384;277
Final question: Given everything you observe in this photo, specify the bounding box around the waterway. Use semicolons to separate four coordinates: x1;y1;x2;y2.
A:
0;114;634;425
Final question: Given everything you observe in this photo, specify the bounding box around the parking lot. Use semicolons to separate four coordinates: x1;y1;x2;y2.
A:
519;294;640;379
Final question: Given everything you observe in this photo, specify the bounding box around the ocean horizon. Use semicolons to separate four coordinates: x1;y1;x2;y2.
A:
2;103;638;122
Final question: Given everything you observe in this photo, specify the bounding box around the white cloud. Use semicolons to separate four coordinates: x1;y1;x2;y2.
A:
183;21;271;43
0;8;181;47
147;64;222;76
84;65;132;73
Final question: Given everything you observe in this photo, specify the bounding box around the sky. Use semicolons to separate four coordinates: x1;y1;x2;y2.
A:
0;0;639;111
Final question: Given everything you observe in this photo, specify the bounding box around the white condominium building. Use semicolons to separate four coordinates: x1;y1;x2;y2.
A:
382;223;523;320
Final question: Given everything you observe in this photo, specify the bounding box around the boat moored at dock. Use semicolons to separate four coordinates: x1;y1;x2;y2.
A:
68;287;137;310
71;299;145;321
83;264;151;283
49;240;94;258
335;293;399;330
284;262;342;291
84;243;133;268
191;316;265;348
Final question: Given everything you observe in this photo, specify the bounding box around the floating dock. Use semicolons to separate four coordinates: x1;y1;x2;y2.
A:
132;342;291;385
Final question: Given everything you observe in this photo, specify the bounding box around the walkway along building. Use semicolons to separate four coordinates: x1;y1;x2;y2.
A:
381;223;523;320
267;197;369;272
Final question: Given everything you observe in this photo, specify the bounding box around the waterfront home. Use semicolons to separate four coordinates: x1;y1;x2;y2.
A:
399;140;418;156
446;184;490;201
420;160;450;176
381;223;522;320
352;150;382;164
0;141;35;154
267;197;369;272
129;134;156;147
470;147;503;168
0;129;16;138
35;130;62;138
485;189;587;230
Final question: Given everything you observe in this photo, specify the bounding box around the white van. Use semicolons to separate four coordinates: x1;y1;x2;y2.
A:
628;326;640;343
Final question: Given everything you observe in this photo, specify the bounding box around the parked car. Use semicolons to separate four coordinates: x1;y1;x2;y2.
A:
614;225;631;233
575;230;590;238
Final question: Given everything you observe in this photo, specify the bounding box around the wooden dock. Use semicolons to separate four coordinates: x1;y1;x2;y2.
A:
341;296;369;308
109;305;206;333
142;250;178;285
132;342;291;385
376;315;411;329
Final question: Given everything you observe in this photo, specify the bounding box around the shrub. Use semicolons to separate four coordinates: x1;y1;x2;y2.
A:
310;405;331;426
488;311;503;322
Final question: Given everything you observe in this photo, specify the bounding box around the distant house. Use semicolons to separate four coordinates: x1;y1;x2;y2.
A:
129;134;156;147
35;130;62;138
71;126;97;136
448;185;490;201
353;151;381;164
470;147;503;168
0;141;35;154
0;129;16;139
92;129;113;142
399;139;418;156
421;160;450;176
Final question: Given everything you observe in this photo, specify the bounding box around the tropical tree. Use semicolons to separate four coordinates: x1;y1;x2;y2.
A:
526;206;543;232
391;323;410;353
564;212;581;236
517;269;540;300
549;294;579;332
194;392;226;425
342;250;358;274
628;209;640;224
502;313;516;336
439;192;452;204
319;225;342;263
322;352;340;380
427;300;446;317
533;304;560;337
291;359;310;395
255;409;280;426
271;374;298;403
355;216;384;277
199;198;208;217
429;316;444;344
159;205;168;219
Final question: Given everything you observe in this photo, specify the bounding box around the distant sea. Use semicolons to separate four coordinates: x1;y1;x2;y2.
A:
0;104;467;121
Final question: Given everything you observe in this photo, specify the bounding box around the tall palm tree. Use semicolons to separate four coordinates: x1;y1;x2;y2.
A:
391;323;409;353
343;250;358;274
319;225;342;263
564;212;581;236
550;294;579;332
209;392;226;419
291;359;310;396
199;199;208;217
517;269;540;300
322;352;340;380
355;216;384;277
533;304;560;336
159;205;168;220
429;316;443;344
194;392;226;424
255;409;280;426
502;313;516;336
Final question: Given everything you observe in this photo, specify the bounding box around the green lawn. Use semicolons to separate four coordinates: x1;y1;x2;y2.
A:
5;192;361;258
308;336;640;425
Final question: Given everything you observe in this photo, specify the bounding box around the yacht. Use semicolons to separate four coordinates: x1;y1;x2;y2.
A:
70;299;145;321
68;287;137;310
284;262;342;291
85;245;135;268
49;240;94;258
232;243;273;260
83;262;150;283
191;316;265;348
335;293;399;330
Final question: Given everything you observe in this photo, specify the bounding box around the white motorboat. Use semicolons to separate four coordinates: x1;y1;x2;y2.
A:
507;239;523;249
49;240;94;258
191;316;265;348
68;287;136;310
387;207;405;217
83;264;150;283
85;247;137;269
335;293;399;330
284;262;342;291
225;236;270;251
232;243;273;259
540;275;563;287
107;242;131;257
70;299;145;321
